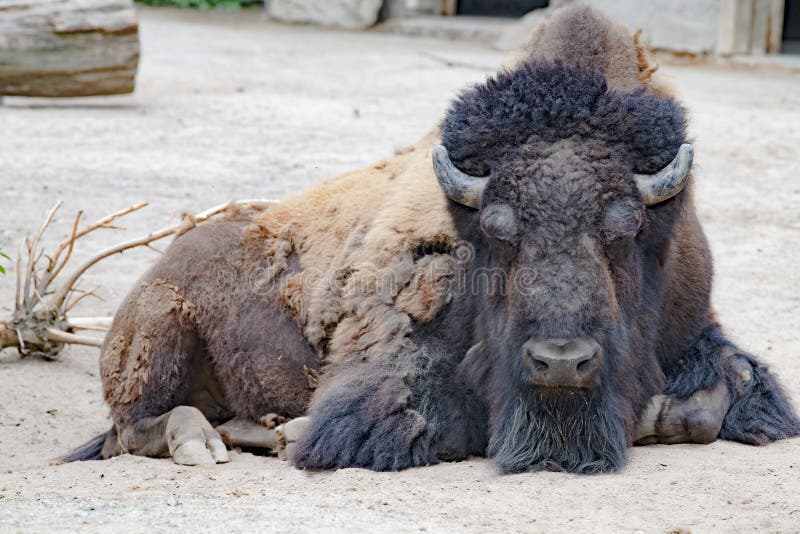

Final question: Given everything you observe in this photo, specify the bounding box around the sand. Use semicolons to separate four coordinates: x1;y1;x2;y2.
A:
1;7;799;533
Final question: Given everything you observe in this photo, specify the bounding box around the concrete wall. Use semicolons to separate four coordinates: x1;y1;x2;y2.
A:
572;0;786;55
382;0;785;56
572;0;721;54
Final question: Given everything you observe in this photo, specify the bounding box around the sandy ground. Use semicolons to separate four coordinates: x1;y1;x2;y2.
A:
1;7;800;533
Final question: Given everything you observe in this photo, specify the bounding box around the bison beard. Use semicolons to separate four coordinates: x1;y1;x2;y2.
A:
476;334;633;473
489;389;627;474
65;5;800;473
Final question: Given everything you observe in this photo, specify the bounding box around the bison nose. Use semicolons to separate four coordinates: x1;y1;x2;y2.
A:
523;338;602;389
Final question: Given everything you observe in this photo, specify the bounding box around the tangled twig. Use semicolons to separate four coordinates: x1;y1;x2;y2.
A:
0;199;276;359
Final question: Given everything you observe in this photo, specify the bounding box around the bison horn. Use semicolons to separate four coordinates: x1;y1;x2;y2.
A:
635;144;694;206
432;145;488;209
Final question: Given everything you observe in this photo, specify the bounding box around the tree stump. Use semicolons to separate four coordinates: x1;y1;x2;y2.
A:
0;0;139;97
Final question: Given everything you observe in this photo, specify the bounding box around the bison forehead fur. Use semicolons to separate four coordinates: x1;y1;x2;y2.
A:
442;60;688;203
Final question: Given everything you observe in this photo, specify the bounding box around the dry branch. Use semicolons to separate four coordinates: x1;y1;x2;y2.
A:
0;199;276;359
65;317;113;331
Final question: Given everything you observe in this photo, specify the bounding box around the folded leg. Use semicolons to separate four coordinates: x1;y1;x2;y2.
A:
636;324;799;446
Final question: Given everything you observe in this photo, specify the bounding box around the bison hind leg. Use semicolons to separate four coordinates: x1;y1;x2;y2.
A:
117;405;229;466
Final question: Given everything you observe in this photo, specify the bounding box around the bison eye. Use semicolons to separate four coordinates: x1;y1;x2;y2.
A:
602;199;644;244
480;204;518;244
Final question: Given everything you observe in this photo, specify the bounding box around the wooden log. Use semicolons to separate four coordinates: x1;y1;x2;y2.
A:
0;0;139;97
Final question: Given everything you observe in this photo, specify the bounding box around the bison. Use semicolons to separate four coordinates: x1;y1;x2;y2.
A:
67;5;799;474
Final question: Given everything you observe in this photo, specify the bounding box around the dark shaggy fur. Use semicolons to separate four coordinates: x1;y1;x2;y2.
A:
292;331;487;470
442;60;687;182
68;5;799;474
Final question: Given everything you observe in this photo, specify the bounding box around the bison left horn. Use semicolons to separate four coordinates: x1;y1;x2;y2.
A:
432;145;488;209
635;143;694;206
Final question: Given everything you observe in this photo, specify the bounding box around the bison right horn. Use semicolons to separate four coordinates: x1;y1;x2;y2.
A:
635;144;694;206
432;145;488;209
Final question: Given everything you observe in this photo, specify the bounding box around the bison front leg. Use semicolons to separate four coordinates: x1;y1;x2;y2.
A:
290;339;485;471
634;380;730;445
214;415;310;460
636;325;800;446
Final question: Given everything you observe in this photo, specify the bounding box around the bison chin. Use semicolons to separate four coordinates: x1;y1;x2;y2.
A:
486;386;628;474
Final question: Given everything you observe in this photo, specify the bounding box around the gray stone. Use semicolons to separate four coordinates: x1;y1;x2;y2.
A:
268;0;383;30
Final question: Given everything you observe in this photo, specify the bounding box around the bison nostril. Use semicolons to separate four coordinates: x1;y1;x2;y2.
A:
576;355;596;374
523;338;602;388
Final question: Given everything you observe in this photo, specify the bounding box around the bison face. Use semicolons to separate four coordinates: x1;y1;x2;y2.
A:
438;60;692;473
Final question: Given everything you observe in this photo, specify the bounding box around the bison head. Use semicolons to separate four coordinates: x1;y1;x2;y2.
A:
437;60;692;473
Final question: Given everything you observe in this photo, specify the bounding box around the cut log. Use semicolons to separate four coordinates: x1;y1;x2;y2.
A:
0;0;139;97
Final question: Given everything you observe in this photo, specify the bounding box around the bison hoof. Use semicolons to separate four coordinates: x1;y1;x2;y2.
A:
276;416;311;461
634;380;730;446
167;406;230;466
173;438;229;466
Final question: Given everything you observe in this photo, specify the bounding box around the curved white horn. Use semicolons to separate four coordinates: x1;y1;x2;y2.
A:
432;145;488;209
635;143;694;206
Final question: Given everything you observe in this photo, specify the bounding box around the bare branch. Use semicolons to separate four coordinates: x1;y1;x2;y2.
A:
15;243;24;310
52;203;148;282
64;287;103;314
16;329;25;352
48;210;83;278
74;202;148;242
4;198;277;359
44;327;103;348
65;317;113;331
49;199;276;310
24;202;62;309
